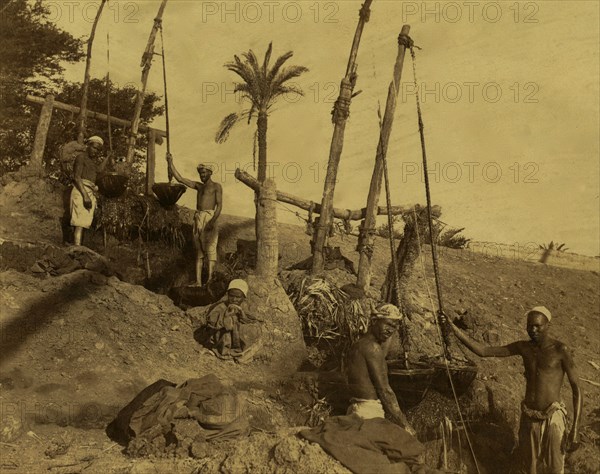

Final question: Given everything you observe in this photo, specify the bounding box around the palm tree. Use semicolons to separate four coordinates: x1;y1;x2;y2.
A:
215;42;308;183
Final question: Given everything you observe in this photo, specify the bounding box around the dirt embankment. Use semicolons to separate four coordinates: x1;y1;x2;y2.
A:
1;177;599;473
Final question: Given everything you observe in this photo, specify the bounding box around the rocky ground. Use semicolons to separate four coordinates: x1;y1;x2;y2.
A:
1;176;599;473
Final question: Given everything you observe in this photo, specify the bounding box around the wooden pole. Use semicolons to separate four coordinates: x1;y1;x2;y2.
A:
312;0;373;274
357;26;412;293
28;94;55;174
77;0;107;144
26;95;166;138
235;169;414;221
256;179;278;278
125;0;168;163
146;129;156;195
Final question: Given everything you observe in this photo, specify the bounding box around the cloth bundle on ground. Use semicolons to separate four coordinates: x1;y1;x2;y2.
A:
198;300;262;363
106;375;249;456
300;415;442;474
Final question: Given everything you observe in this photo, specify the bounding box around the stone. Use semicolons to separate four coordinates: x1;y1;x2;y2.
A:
130;460;159;474
0;414;22;443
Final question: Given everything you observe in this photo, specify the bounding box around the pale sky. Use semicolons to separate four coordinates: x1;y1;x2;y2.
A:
53;0;600;256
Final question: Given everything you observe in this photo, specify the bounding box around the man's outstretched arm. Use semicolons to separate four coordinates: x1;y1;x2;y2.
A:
166;153;197;189
449;321;521;358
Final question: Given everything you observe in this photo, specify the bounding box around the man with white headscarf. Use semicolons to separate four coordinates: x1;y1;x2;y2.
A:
447;306;583;473
167;154;222;286
70;136;112;246
345;303;416;435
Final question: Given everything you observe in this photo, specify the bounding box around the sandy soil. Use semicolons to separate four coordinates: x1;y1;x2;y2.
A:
1;177;598;473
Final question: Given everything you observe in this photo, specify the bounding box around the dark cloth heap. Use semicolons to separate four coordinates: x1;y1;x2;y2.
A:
300;415;442;474
107;374;249;457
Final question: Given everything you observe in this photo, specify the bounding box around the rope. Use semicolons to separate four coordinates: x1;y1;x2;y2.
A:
377;98;409;363
158;22;172;182
409;50;482;474
105;7;113;153
413;207;481;474
409;45;452;359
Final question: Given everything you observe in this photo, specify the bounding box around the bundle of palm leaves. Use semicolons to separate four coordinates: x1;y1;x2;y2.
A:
287;276;369;346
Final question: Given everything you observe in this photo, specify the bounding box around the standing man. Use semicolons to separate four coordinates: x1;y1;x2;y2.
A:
446;306;582;474
167;154;222;286
71;136;111;246
345;303;416;436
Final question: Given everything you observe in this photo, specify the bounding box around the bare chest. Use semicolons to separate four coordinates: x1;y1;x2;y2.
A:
522;345;563;376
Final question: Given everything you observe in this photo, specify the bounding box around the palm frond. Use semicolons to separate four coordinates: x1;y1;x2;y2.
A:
269;85;305;107
243;49;262;79
262;42;273;75
215;112;240;144
247;103;257;124
272;66;309;89
267;51;294;82
225;56;256;88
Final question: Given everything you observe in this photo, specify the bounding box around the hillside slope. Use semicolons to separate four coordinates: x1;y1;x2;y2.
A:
1;177;598;473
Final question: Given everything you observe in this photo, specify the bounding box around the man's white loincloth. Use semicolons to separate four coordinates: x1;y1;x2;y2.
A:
346;398;386;419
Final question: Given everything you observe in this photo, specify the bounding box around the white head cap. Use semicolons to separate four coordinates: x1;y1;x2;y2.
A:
86;136;104;146
526;306;552;322
227;279;248;297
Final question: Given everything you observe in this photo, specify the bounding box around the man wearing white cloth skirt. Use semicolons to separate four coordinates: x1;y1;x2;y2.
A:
70;136;111;246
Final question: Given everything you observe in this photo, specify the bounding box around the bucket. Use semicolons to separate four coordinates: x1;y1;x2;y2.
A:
429;358;478;398
97;172;128;198
152;182;186;207
387;360;436;409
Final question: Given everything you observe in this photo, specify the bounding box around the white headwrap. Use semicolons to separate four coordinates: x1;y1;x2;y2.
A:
526;306;552;322
227;279;248;297
86;136;104;146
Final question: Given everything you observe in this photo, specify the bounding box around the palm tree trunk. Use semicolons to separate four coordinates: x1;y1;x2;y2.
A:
255;109;268;242
257;110;268;183
256;179;278;278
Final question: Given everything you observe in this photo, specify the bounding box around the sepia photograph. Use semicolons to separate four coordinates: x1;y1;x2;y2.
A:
0;0;598;472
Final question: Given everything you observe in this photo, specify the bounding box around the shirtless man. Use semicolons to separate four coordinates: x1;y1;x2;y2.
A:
446;306;582;474
167;154;222;286
71;136;112;246
346;303;416;435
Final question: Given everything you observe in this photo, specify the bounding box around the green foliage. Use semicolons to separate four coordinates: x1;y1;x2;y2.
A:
216;42;308;181
375;209;470;250
0;1;164;195
438;226;471;249
96;194;185;247
0;0;83;173
48;77;164;191
375;215;403;239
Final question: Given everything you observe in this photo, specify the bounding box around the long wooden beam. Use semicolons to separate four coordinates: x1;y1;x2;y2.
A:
26;95;166;138
235;169;414;221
